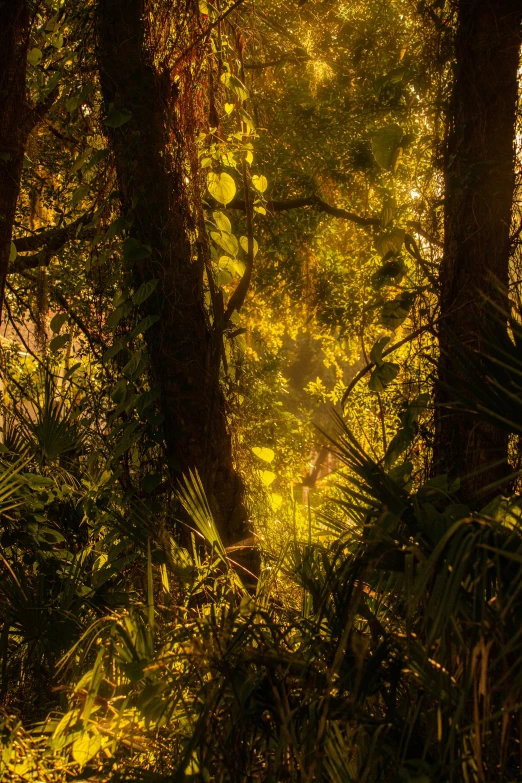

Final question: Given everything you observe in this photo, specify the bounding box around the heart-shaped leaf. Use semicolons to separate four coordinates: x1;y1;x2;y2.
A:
207;172;236;205
372;124;403;170
252;446;274;463
252;175;268;193
368;361;400;391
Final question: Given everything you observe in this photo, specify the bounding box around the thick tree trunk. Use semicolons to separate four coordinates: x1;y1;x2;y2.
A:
97;0;258;577
435;0;521;499
0;1;31;324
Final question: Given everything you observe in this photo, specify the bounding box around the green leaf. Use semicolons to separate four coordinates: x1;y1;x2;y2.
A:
260;470;276;486
49;334;69;352
51;32;64;49
110;378;128;405
212;211;232;233
28;48;42;66
71;183;89;206
251;175;268;193
123;238;152;263
107;303;127;330
374;227;405;258
252;446;275;463
210;230;238;256
239;236;259;257
72;732;102;767
403;393;430;427
104;108;133;128
385;427;416;468
381;196;396;228
372;124;403;170
133;279;159;305
217;257;244;284
50;313;68;333
65;84;94;114
9;242;17;263
368;361;400;391
129;314;160;340
43;70;61;97
387;459;414;486
207;172;236;205
104;216;129;241
380;292;414;329
224;103;234;115
371;257;406;289
271;493;283;510
369;336;390;366
102;340;125;364
220;72;249;102
122;350;145;379
239;108;255;131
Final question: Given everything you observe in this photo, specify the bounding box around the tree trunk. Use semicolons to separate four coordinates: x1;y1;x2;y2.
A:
435;0;522;500
97;0;258;578
0;1;31;324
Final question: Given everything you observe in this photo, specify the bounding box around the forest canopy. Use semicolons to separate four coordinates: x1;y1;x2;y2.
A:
0;0;521;780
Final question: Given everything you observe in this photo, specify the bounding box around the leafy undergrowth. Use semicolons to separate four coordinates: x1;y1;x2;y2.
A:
2;412;522;782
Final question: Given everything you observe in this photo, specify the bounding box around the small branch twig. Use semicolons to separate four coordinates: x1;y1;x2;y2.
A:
341;324;430;409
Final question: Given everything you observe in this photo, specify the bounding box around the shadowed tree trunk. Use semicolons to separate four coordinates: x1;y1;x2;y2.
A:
97;0;259;578
435;0;522;499
0;1;57;327
0;1;31;325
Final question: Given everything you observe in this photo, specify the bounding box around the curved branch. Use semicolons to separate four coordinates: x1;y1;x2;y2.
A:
340;324;430;410
244;55;311;70
406;220;443;248
229;193;380;227
12;212;93;254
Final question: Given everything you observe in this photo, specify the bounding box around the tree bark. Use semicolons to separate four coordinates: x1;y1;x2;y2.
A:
435;0;522;499
0;1;31;325
97;0;258;578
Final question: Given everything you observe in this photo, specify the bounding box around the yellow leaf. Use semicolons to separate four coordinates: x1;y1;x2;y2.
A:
239;236;259;257
271;493;283;510
72;732;102;767
252;175;268;193
207;172;236;205
260;470;276;487
252;446;274;463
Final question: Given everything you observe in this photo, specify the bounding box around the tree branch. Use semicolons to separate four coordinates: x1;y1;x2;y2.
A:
11;212;94;256
406;220;443;248
340;324;430;410
244;54;311;70
229;193;381;227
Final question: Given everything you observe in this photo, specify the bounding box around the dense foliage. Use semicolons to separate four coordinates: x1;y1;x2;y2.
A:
0;0;521;780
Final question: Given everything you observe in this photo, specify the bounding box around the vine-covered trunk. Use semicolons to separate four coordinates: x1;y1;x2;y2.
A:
0;1;30;324
435;0;521;499
97;0;258;577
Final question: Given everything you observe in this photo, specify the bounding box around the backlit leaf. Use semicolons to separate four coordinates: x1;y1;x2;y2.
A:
260;470;276;486
72;732;101;766
239;236;259;257
28;48;42;66
207;172;236;205
252;175;268;193
213;211;232;233
220;72;249;102
252;446;275;463
372;124;403;170
368;361;400;391
211;231;238;256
